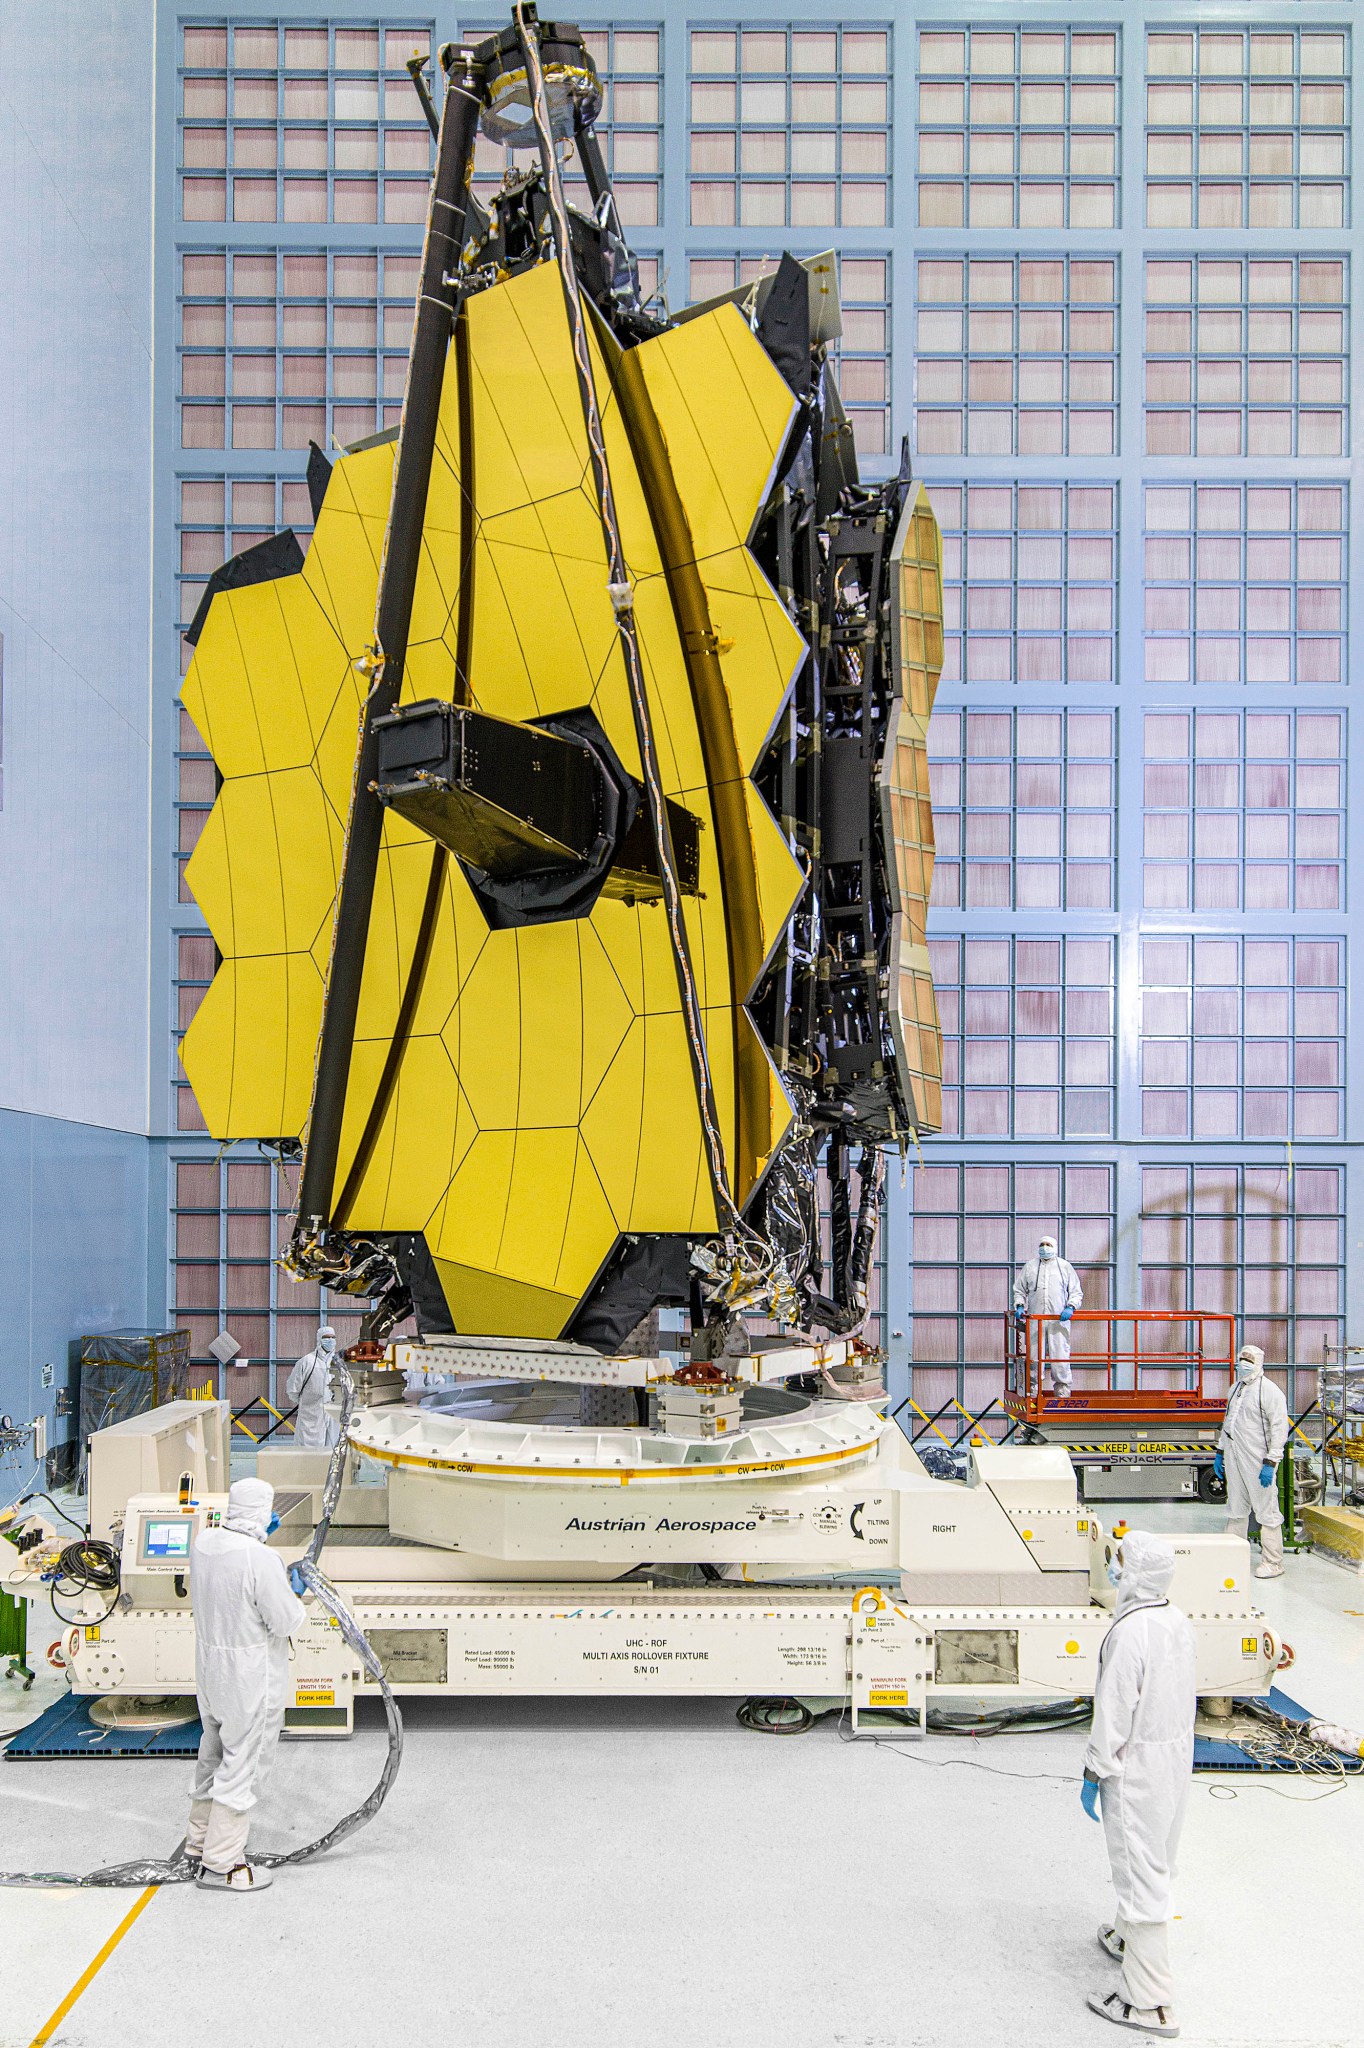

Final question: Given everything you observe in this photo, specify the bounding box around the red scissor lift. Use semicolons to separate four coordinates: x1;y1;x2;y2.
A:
1003;1310;1234;1502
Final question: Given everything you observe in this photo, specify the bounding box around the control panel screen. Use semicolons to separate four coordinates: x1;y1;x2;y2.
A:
141;1516;193;1561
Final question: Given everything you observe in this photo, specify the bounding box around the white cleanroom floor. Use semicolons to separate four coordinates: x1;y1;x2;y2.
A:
0;1497;1358;2048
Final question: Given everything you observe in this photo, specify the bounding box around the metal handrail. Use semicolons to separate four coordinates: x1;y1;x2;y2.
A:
1003;1308;1237;1412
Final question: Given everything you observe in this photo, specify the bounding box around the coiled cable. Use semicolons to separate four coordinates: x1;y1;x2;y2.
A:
737;1697;821;1734
1;1359;403;1888
1235;1700;1356;1780
48;1540;121;1627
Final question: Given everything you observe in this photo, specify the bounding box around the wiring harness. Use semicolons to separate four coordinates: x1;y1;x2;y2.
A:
738;1695;1093;1738
1234;1700;1361;1781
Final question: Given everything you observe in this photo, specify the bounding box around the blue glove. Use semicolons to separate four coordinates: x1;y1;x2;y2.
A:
1260;1461;1275;1487
1080;1778;1101;1822
1014;1307;1026;1327
288;1562;308;1598
1213;1451;1224;1482
1060;1306;1074;1322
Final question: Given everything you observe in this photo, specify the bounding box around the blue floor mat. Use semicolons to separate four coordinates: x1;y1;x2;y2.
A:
1193;1686;1363;1774
4;1691;201;1759
5;1684;1355;1770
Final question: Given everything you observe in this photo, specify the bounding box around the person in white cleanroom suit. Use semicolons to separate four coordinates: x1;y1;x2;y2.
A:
1012;1236;1083;1398
1217;1343;1289;1580
1081;1530;1196;2038
184;1477;304;1893
287;1326;340;1449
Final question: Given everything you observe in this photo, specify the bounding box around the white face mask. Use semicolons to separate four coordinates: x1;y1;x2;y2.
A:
1236;1357;1260;1382
1107;1560;1123;1588
1038;1243;1055;1262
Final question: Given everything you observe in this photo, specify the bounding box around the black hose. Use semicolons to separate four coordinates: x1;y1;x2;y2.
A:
22;1490;87;1536
737;1697;819;1734
1;1361;404;1888
49;1540;121;1627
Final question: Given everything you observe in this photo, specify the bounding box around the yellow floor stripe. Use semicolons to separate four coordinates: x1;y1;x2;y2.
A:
28;1886;159;2048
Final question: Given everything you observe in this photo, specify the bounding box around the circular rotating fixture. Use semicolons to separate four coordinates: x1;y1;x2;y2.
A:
89;1694;200;1732
349;1396;887;1486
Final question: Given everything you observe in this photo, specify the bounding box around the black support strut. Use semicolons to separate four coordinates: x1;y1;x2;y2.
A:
293;46;485;1248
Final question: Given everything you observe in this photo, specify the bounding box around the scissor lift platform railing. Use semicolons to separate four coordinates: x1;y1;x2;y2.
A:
1002;1311;1235;1430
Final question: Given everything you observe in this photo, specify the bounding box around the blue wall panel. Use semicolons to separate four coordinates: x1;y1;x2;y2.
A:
0;0;155;1463
0;0;154;1135
0;1111;151;1474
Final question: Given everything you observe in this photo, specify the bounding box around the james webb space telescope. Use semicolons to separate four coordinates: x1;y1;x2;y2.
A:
36;13;1285;1729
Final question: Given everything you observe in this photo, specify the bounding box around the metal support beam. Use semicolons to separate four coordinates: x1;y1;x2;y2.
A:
294;47;485;1245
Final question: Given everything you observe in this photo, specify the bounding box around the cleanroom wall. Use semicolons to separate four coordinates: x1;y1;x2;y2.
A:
157;5;1360;1424
905;12;1359;1425
0;0;156;1455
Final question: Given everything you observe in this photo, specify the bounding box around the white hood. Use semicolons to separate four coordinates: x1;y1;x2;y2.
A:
1115;1528;1175;1614
223;1476;275;1541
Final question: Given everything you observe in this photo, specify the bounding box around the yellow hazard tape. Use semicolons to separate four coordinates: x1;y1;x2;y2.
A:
1062;1442;1209;1456
907;1399;956;1448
